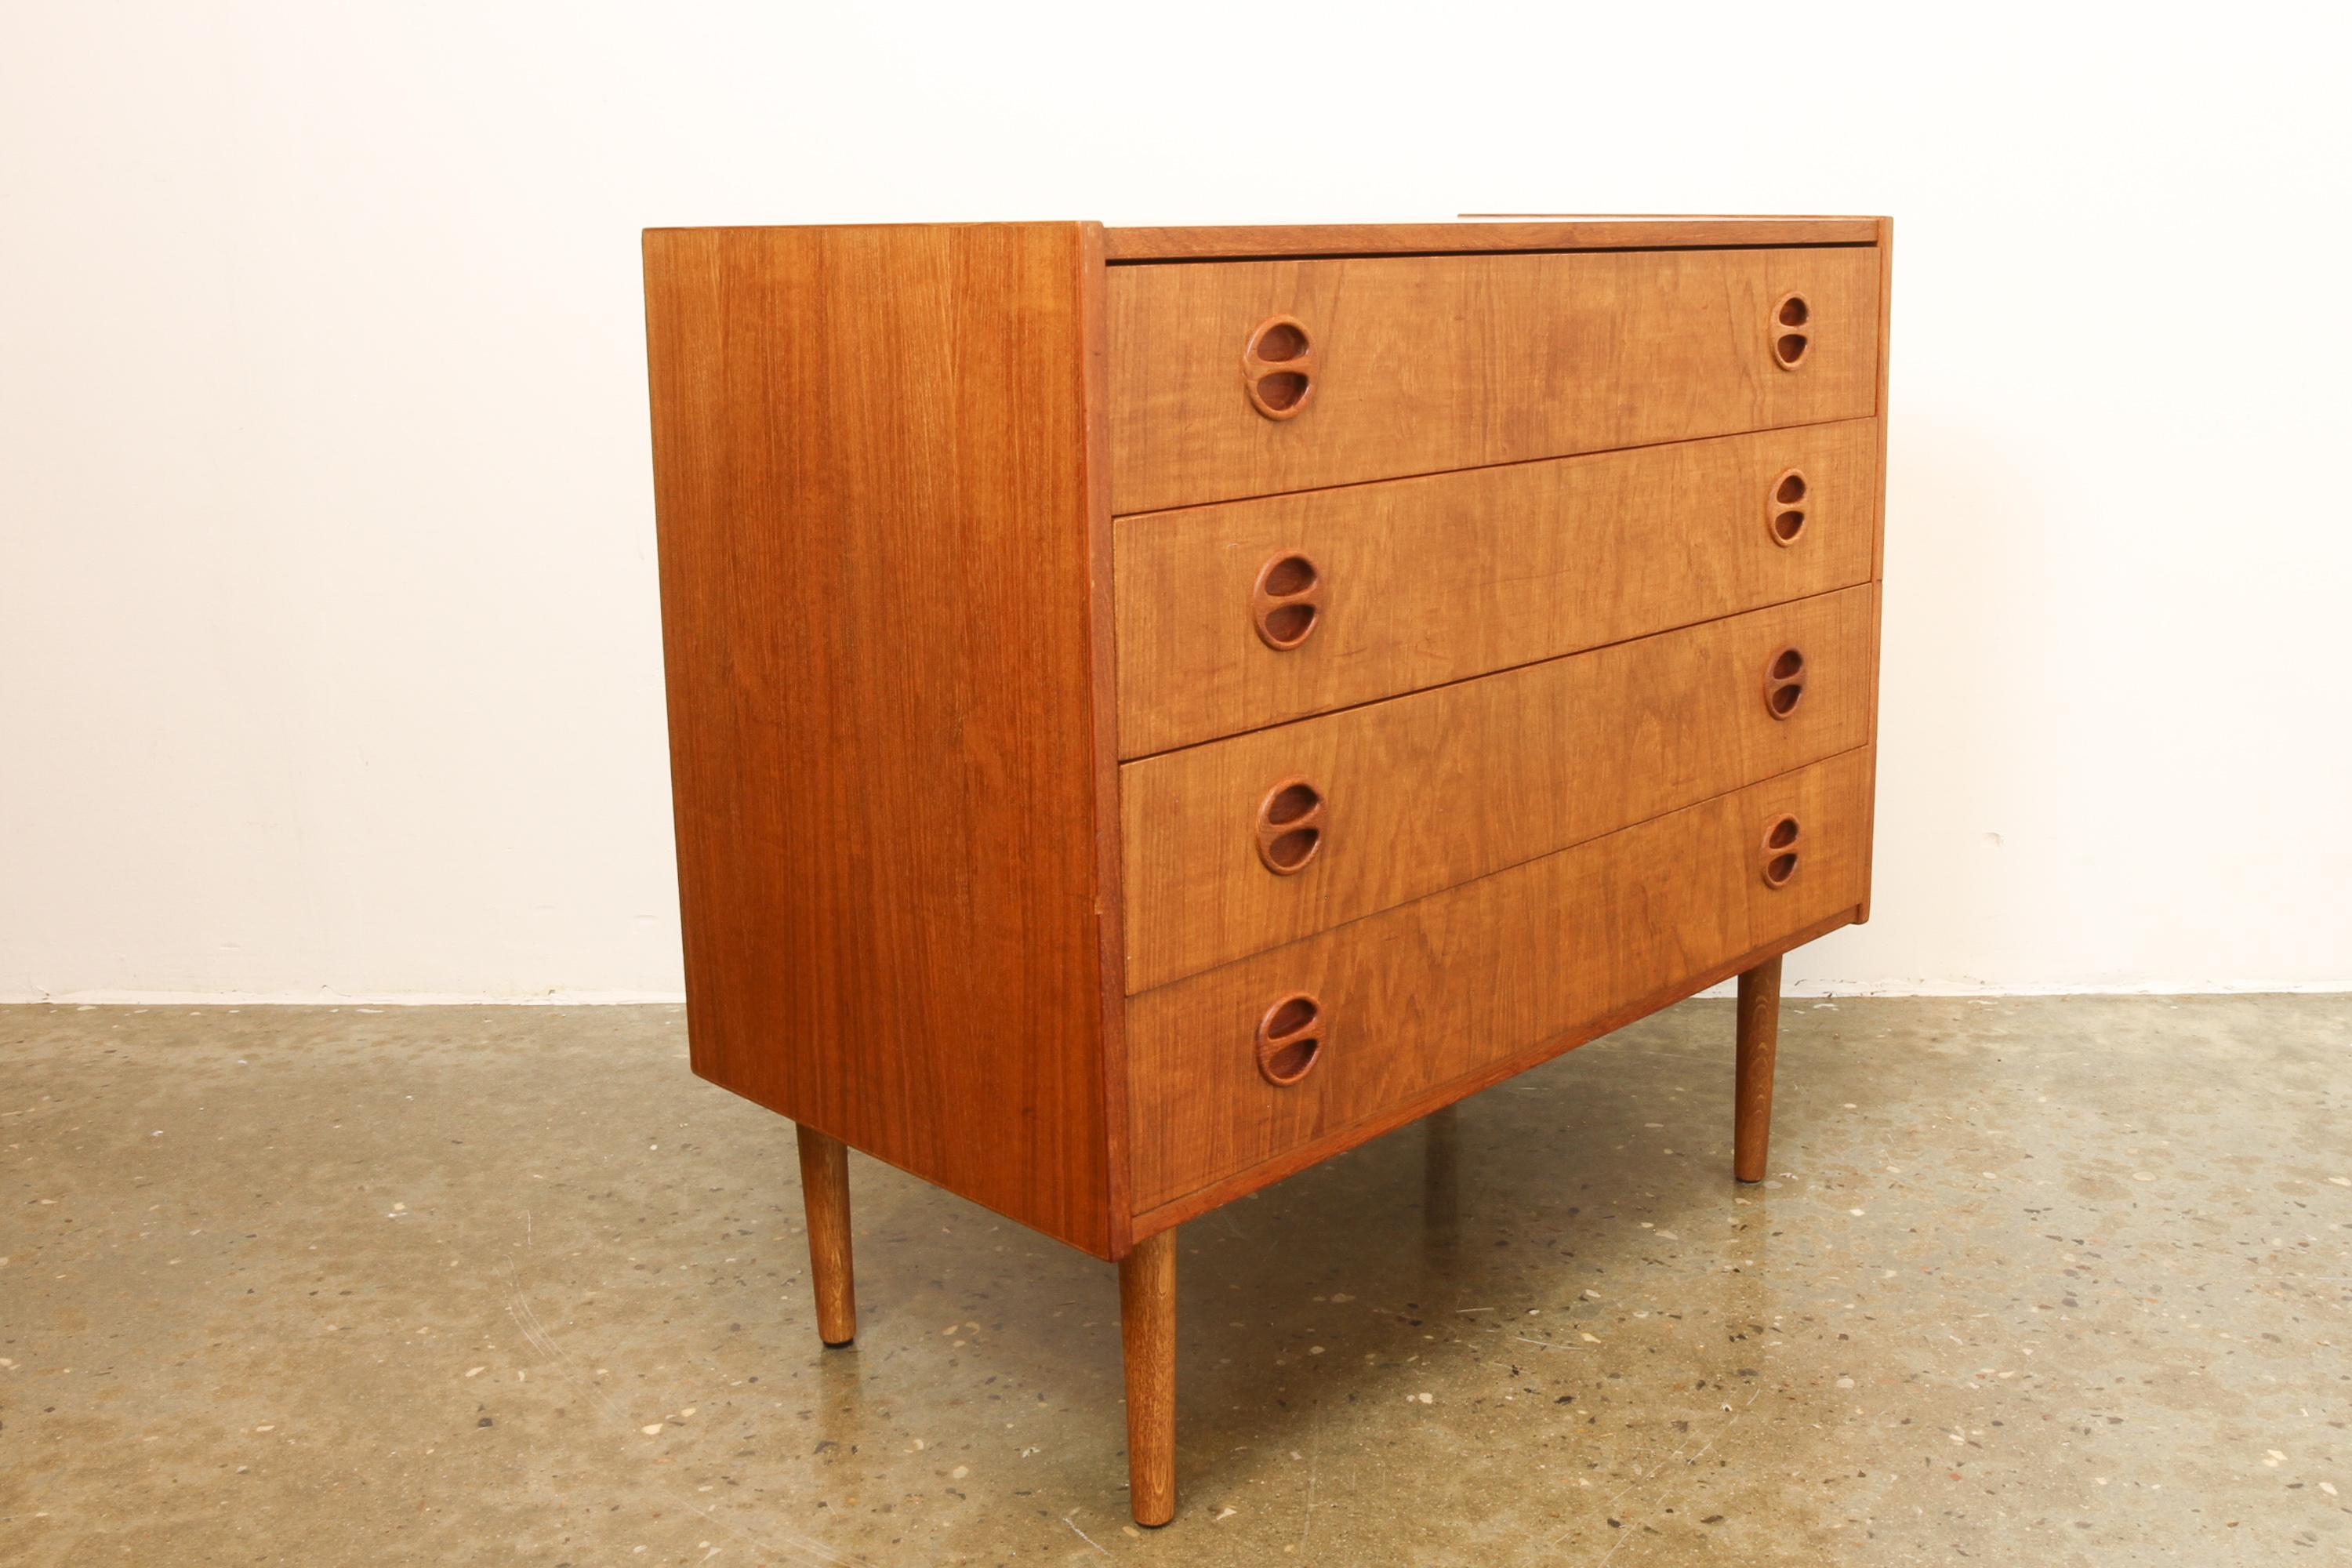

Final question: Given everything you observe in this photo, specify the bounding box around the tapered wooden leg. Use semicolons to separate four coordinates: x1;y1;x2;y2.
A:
795;1124;856;1347
1119;1229;1177;1526
1733;955;1783;1183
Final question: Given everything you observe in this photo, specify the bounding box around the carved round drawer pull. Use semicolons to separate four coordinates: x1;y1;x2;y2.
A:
1251;551;1323;650
1764;644;1807;719
1772;292;1811;370
1761;814;1803;888
1255;993;1327;1087
1254;776;1327;875
1243;315;1317;420
1769;468;1809;546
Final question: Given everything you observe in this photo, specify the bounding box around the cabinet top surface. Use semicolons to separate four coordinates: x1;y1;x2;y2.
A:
641;216;1886;261
1100;216;1883;260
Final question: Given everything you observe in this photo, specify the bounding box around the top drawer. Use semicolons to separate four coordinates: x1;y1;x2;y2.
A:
1107;246;1880;514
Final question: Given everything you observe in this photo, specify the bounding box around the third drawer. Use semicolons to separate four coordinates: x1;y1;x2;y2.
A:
1120;584;1876;993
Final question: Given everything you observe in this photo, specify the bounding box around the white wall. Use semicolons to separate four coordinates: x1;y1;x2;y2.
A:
4;2;2347;1000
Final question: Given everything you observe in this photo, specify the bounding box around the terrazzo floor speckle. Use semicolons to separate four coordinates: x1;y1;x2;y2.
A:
2;996;2347;1565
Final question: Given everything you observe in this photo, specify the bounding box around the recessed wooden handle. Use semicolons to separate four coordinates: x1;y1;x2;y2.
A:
1243;315;1316;419
1763;644;1807;719
1254;776;1327;875
1760;814;1802;888
1255;992;1327;1086
1768;468;1808;546
1771;292;1811;370
1250;552;1323;650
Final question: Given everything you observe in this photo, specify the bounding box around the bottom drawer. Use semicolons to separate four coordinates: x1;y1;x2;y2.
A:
1126;749;1872;1214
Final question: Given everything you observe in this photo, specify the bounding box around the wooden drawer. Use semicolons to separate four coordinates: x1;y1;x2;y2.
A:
1121;585;1875;993
1113;421;1878;757
1127;748;1872;1213
1108;246;1880;514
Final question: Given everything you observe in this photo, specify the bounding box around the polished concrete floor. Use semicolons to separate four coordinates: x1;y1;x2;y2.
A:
2;996;2347;1566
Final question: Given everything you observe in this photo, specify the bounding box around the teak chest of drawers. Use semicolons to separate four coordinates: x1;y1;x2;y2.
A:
642;215;1892;1525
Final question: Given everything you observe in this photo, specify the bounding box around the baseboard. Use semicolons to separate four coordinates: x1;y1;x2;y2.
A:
2;989;690;1007
1701;978;2352;999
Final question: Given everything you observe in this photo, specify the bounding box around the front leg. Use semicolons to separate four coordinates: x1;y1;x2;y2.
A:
1733;954;1782;1182
1119;1228;1178;1526
795;1124;857;1346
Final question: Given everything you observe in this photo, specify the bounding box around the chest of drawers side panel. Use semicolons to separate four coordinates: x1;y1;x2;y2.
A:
1107;245;1882;513
642;223;1123;1257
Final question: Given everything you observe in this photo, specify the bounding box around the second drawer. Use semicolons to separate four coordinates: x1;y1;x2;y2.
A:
1114;420;1878;757
1120;585;1875;992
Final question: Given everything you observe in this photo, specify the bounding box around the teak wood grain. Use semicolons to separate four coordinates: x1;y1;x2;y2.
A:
1120;586;1876;992
1113;420;1879;757
1126;749;1874;1211
1102;216;1880;261
1107;246;1881;513
642;222;1124;1257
